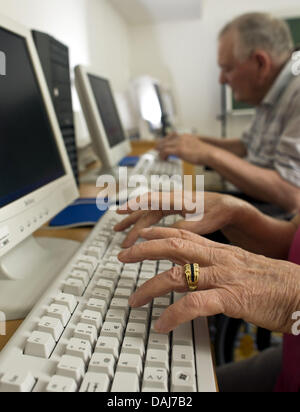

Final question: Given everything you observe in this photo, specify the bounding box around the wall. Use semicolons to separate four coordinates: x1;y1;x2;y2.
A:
128;0;300;138
0;0;131;100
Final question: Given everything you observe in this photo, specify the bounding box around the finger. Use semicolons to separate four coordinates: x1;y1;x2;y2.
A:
154;290;225;333
118;238;214;266
140;226;226;250
129;266;187;307
121;212;164;248
117;192;152;215
114;211;144;232
129;265;219;309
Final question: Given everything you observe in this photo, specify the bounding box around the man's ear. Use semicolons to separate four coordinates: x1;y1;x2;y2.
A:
252;50;272;82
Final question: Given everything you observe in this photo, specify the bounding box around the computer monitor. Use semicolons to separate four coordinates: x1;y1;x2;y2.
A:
130;76;175;139
0;15;79;320
75;65;131;180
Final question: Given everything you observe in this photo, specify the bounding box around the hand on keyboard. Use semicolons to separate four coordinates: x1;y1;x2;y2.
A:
0;210;216;392
119;225;300;336
114;191;237;248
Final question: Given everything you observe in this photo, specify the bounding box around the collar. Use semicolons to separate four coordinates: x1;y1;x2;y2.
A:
262;57;294;106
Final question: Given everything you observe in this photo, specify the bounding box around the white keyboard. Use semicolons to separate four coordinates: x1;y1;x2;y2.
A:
130;151;183;187
0;210;216;392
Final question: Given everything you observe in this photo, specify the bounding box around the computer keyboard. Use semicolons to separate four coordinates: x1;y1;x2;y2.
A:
0;209;216;392
130;150;183;188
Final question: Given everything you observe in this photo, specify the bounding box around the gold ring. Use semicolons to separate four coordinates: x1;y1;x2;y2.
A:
184;264;199;292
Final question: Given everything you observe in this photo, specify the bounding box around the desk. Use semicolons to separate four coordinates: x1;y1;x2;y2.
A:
0;141;195;351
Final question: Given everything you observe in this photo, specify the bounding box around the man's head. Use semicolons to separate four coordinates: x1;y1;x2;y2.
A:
218;13;294;105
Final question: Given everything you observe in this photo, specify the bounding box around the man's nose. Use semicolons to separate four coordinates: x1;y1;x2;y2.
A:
219;71;227;85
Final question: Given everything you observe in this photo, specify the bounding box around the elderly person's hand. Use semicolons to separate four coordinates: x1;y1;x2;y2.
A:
118;227;300;335
114;191;243;248
156;133;214;164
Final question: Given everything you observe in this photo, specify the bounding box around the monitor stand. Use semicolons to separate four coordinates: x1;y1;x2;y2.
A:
0;235;80;321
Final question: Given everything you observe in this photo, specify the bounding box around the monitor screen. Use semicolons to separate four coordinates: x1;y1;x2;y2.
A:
0;27;65;208
87;74;126;148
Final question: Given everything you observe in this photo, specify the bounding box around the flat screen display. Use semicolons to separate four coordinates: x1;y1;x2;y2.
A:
88;74;126;148
0;27;65;208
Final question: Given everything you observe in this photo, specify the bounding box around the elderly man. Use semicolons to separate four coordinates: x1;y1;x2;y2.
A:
157;13;300;214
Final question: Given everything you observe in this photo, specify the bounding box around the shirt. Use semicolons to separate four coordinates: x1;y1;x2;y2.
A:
274;225;300;392
241;54;300;188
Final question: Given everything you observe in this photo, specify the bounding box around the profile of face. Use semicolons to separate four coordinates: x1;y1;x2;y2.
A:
218;29;272;106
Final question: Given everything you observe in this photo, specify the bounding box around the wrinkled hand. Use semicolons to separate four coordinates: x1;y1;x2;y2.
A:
118;227;300;335
156;133;213;164
114;191;242;248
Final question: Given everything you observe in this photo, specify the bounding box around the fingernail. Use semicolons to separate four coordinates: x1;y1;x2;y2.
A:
154;320;166;333
118;250;126;260
128;294;136;306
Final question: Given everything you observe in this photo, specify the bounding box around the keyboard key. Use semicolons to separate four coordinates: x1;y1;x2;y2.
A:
148;333;170;352
111;372;140;392
129;309;148;324
171;367;197;392
116;353;143;377
63;278;85;296
46;375;77;392
65;338;92;363
96;278;115;293
46;304;71;327
37;316;64;341
69;271;89;287
101;321;124;342
80;310;103;331
88;353;115;379
172;322;193;347
121;337;145;357
142;367;168;392
77;254;98;271
95;336;120;360
114;287;131;299
0;371;36;392
56;355;85;383
172;345;196;372
86;298;107;317
80;372;110;392
125;323;146;341
105;309;127;327
74;323;97;346
24;331;55;359
110;298;129;314
153;296;171;308
90;287;111;303
85;246;102;260
145;349;169;371
54;293;77;313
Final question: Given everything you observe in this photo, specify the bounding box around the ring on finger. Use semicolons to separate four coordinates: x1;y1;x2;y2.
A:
184;263;199;292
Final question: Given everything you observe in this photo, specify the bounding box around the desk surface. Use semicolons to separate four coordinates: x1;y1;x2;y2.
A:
0;141;195;351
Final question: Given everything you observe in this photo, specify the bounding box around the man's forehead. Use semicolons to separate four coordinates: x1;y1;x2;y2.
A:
218;29;237;64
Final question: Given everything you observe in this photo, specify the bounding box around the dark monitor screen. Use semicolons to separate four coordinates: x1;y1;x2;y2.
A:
0;28;66;207
0;27;65;208
88;74;126;148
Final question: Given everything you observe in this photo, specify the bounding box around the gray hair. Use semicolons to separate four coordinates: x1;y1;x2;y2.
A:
219;13;294;63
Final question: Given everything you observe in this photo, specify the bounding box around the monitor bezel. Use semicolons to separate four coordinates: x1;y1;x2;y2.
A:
75;65;131;169
0;14;78;258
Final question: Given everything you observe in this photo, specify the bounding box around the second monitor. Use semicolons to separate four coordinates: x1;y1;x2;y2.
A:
75;65;131;182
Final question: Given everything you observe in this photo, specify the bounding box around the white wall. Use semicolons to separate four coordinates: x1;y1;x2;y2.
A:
128;0;300;138
0;0;131;96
